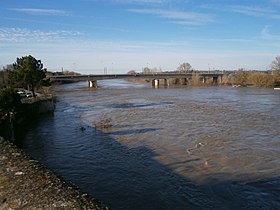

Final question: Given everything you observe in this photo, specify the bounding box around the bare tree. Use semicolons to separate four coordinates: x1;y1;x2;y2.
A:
270;56;280;86
188;72;202;86
271;56;280;71
142;67;161;74
248;72;274;87
233;68;249;86
127;70;137;75
142;67;151;74
177;62;193;73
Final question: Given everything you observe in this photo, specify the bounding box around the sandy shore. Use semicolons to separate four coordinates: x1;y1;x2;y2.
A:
0;137;107;209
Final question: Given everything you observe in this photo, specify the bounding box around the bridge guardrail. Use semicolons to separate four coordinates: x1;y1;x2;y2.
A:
47;71;226;81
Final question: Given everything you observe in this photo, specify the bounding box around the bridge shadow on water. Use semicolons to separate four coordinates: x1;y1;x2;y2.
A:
14;112;280;210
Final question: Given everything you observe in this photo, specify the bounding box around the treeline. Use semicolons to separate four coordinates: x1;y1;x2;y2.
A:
127;56;280;87
229;69;280;87
0;56;46;91
46;70;81;77
168;70;280;87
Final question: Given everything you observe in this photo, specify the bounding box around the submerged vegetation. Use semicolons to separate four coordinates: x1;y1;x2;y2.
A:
222;56;280;87
232;68;280;87
93;114;113;130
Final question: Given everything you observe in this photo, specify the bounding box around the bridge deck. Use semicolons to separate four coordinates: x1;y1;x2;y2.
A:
48;72;225;81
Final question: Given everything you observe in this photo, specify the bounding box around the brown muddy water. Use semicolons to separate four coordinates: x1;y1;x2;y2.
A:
15;80;280;209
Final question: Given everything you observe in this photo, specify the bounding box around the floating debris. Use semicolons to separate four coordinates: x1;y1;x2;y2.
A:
93;115;112;129
14;172;24;176
186;142;207;154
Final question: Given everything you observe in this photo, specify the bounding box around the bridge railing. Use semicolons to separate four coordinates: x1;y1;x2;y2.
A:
47;71;226;81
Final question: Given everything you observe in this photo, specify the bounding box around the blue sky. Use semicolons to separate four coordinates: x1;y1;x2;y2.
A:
1;0;280;73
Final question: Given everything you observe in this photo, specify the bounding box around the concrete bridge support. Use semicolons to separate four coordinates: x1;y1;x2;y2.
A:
152;79;160;87
202;77;206;84
212;76;218;84
164;79;169;87
88;80;98;88
218;75;223;84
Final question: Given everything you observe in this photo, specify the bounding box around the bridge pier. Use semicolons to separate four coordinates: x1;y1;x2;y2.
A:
202;77;206;84
152;79;160;88
218;75;223;84
164;79;169;87
88;80;97;88
212;76;218;84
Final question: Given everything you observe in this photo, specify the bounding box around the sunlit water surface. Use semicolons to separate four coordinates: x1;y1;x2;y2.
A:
16;80;280;209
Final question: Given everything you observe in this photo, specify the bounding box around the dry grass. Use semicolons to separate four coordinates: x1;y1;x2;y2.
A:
248;72;274;87
188;72;202;86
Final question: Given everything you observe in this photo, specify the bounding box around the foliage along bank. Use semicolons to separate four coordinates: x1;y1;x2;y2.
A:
0;55;54;141
0;88;55;141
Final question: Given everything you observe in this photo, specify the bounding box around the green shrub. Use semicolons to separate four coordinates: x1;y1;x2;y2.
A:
0;88;22;113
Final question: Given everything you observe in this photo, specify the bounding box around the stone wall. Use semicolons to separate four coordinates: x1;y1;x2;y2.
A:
23;97;55;114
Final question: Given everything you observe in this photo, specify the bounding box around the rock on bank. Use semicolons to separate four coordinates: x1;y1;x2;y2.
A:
0;137;107;210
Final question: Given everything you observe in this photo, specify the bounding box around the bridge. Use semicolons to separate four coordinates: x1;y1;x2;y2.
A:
48;71;225;88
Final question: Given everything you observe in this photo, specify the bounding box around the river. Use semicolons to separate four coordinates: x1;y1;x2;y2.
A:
16;80;280;209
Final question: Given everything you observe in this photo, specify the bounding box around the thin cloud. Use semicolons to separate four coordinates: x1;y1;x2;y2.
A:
229;5;280;19
270;0;280;4
0;37;274;72
115;0;171;2
270;14;280;19
193;37;256;43
127;9;215;25
261;26;280;40
0;28;82;42
9;8;71;16
103;0;176;3
82;0;177;3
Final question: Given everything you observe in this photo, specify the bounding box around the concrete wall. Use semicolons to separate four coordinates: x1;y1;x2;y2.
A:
24;98;55;114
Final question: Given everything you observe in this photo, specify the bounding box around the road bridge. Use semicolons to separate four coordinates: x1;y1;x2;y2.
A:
48;72;225;88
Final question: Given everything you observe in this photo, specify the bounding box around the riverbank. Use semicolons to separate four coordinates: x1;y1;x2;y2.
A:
0;137;107;209
0;92;56;140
